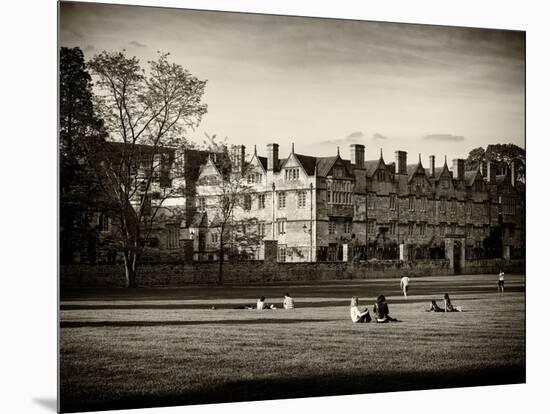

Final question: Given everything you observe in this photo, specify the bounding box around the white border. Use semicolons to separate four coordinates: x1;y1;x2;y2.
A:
2;1;547;413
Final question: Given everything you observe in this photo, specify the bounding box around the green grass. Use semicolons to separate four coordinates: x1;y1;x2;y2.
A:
59;274;525;413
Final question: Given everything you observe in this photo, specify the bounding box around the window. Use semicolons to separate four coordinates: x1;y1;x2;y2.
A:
211;232;218;243
439;198;446;213
329;221;336;235
141;195;152;216
408;222;415;235
298;191;307;208
389;221;397;235
450;223;457;234
198;197;206;211
278;246;287;262
484;203;490;217
258;223;266;238
278;192;286;209
367;220;376;234
389;194;396;210
440;223;446;236
285;168;300;181
167;224;179;249
368;194;376;209
258;194;266;209
277;219;286;235
244;195;252;211
344;222;352;234
466;201;472;216
441;178;450;189
475;180;483;192
466;224;473;236
419;222;426;236
409;196;415;211
248;173;263;184
421;197;427;212
377;170;386;181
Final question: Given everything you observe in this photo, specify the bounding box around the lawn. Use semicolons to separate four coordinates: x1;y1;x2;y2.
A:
59;274;525;413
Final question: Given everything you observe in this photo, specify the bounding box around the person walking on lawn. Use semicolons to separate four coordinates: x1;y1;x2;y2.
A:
400;276;410;298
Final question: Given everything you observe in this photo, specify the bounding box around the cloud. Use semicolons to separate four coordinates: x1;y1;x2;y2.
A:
345;131;364;141
423;133;465;142
128;40;147;48
372;133;388;140
83;44;96;54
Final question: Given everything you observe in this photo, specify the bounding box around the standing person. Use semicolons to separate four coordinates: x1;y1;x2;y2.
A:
373;295;398;322
350;297;371;323
497;271;505;294
400;276;410;298
283;293;295;310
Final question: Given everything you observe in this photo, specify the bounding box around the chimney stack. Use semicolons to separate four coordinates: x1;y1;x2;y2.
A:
350;144;365;168
487;161;496;183
395;151;407;175
267;143;279;171
231;145;246;174
429;155;436;177
511;161;516;187
452;159;465;181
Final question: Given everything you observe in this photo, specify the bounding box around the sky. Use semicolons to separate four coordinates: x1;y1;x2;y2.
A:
60;2;525;166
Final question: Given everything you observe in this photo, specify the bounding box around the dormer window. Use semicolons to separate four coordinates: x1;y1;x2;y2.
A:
285;168;300;181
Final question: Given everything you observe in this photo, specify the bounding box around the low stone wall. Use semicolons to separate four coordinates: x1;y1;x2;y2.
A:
59;258;524;288
462;258;525;275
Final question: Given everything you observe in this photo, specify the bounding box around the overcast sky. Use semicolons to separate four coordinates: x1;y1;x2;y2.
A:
60;2;525;166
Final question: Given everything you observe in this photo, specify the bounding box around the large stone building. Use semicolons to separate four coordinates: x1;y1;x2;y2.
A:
76;142;525;271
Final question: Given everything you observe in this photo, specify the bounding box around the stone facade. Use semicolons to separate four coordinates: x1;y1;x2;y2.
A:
75;142;525;270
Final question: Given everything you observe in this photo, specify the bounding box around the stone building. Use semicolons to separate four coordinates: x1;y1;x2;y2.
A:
74;141;525;270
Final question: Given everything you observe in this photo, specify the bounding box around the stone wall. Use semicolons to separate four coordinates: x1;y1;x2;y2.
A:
64;257;532;288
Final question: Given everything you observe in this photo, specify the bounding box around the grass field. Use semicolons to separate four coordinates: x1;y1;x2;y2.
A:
59;274;525;413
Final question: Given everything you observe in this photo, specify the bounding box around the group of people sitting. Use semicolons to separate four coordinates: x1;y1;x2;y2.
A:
236;293;295;310
426;293;462;312
350;295;398;323
350;292;463;324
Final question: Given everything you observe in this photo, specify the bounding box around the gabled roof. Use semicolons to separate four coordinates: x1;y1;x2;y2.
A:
315;156;352;177
295;154;318;175
257;156;268;171
406;161;426;183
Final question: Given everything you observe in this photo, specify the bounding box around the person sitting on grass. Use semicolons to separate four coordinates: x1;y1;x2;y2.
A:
426;299;444;312
443;293;462;312
257;296;276;310
350;297;371;323
283;293;295;310
373;295;398;323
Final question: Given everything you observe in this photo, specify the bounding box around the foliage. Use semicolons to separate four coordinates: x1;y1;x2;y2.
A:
86;50;207;287
465;143;525;182
200;134;260;283
59;47;107;264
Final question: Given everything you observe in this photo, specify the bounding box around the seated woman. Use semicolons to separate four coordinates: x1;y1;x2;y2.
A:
350;297;371;323
373;295;398;322
426;300;444;312
283;293;295;310
257;296;276;310
443;293;462;312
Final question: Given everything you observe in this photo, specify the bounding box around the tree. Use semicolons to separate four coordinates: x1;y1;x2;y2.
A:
87;50;207;287
59;47;107;263
465;143;525;182
199;135;260;284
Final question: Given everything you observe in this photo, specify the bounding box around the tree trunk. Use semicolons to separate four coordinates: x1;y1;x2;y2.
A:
217;236;224;285
123;249;139;288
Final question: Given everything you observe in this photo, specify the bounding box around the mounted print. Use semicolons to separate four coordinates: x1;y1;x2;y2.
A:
59;1;525;412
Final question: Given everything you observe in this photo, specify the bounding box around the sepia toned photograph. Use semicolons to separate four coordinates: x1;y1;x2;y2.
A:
58;1;525;412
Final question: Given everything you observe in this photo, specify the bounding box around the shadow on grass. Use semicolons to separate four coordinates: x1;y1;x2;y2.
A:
32;397;57;412
60;319;335;328
59;364;525;413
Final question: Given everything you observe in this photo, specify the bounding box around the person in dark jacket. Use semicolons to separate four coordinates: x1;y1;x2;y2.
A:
373;295;398;322
443;293;462;312
426;299;444;312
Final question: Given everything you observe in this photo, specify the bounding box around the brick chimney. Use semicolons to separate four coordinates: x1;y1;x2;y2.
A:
231;145;246;174
429;155;436;178
395;151;407;175
267;143;279;171
452;159;465;181
350;144;365;168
